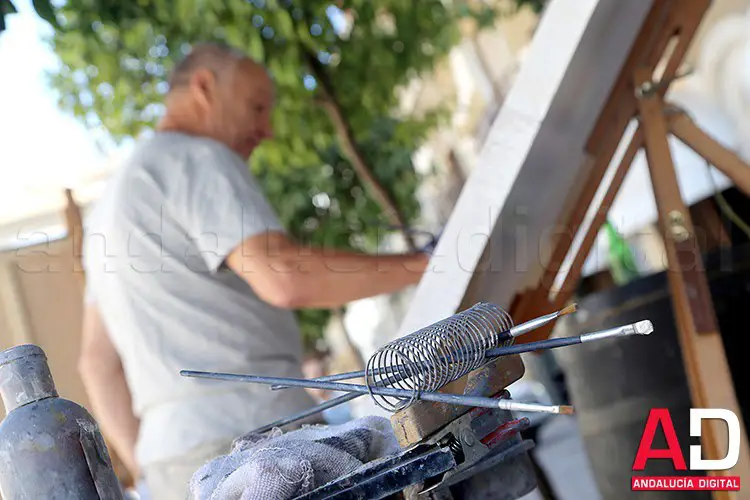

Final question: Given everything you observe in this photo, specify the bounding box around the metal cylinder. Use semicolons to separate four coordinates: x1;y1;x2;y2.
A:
552;274;711;500
0;344;124;500
0;344;58;412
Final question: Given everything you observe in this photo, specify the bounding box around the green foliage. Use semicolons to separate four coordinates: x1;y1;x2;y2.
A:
296;308;332;353
603;220;640;285
511;0;548;15
1;0;17;32
31;0;59;29
251;115;426;348
44;0;501;348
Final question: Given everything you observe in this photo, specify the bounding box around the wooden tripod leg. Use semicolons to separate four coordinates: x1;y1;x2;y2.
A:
63;189;86;289
551;128;644;310
511;127;645;347
667;111;750;198
510;128;645;343
635;67;750;497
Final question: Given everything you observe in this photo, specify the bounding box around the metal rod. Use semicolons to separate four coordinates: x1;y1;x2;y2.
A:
273;311;641;389
249;392;360;434
179;370;573;414
275;365;393;385
271;304;578;389
484;320;652;357
191;318;647;432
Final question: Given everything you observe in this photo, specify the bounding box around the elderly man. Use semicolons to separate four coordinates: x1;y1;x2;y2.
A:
79;42;429;499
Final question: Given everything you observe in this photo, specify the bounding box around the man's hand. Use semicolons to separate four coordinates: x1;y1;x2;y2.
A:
225;231;429;309
78;302;141;479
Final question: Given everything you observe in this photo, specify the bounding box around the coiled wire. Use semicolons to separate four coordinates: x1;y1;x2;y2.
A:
365;302;514;412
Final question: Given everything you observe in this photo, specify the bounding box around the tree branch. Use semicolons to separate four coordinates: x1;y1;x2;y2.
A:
304;50;417;251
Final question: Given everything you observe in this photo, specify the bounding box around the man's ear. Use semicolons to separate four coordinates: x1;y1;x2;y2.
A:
190;68;216;110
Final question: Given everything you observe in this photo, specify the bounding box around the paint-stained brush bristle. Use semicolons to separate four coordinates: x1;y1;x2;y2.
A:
559;405;575;415
560;303;577;316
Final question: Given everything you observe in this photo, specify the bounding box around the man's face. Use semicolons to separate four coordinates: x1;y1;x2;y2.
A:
207;60;275;161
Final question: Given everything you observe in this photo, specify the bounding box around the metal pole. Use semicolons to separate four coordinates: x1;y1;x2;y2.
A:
179;370;573;414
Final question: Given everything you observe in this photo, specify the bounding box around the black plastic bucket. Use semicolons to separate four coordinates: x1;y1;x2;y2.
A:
552;243;750;499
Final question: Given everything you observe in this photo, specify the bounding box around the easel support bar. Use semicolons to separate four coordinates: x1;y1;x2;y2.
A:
635;67;750;493
551;128;644;308
667;111;750;198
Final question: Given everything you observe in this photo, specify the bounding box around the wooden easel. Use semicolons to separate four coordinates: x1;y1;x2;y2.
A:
508;0;750;496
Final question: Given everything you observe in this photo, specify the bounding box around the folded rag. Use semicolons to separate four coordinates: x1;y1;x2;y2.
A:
188;415;401;500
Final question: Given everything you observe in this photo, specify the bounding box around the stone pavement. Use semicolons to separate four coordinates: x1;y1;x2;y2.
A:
523;415;602;500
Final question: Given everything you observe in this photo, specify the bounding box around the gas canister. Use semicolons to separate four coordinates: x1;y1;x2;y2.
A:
0;344;123;499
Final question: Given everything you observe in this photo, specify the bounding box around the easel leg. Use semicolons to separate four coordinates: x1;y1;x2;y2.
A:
509;128;644;342
550;128;644;310
668;111;750;198
635;67;750;499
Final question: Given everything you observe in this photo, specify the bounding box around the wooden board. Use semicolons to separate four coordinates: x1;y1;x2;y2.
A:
636;73;750;496
390;354;524;447
390;2;750;496
515;0;711;331
668;111;750;197
397;0;655;337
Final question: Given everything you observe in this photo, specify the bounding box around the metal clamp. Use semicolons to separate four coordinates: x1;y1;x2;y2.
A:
420;440;535;495
418;393;532;495
294;444;456;500
635;80;657;99
635;65;694;99
668;210;691;242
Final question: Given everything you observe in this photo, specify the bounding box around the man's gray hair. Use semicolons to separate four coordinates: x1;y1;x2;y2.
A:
167;42;250;91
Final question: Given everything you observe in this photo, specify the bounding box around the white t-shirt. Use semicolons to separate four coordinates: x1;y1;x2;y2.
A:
83;131;316;466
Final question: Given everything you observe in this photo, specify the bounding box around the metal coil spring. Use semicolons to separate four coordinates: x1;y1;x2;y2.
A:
365;302;514;412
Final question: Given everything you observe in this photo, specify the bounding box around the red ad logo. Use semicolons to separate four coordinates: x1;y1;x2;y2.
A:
631;408;741;491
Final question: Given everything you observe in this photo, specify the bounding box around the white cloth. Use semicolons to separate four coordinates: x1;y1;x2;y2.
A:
188;416;401;500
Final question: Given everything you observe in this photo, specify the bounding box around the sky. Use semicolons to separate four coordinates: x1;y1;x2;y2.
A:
0;0;118;246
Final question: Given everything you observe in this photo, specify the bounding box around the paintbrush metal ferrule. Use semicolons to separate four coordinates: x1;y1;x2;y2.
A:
509;311;558;338
497;400;574;415
580;320;653;343
485;318;652;357
508;303;577;338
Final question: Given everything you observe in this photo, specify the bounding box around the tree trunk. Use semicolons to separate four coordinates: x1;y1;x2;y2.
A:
304;50;417;252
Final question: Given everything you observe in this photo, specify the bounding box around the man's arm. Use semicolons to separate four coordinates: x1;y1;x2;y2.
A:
226;231;429;309
168;141;429;308
78;302;140;478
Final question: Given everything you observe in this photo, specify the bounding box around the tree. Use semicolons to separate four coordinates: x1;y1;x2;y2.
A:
34;0;502;347
512;0;548;14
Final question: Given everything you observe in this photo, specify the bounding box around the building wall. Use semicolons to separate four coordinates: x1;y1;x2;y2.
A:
0;236;86;419
688;0;750;64
0;235;132;488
